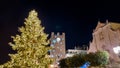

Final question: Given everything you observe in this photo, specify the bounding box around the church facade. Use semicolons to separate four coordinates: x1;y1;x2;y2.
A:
88;20;120;62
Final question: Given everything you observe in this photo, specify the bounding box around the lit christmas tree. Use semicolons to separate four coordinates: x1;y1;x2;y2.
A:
0;10;53;68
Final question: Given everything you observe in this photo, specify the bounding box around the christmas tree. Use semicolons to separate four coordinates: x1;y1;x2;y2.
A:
0;10;53;68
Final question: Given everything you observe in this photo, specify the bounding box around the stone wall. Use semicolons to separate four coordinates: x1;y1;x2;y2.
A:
88;21;120;62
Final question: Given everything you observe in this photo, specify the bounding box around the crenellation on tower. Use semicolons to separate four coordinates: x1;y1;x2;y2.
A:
57;32;60;36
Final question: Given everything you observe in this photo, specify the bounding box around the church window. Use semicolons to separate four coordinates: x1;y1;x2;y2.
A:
99;32;104;40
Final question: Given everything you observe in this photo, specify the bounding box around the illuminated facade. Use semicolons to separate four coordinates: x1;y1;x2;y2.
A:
50;32;66;65
88;20;120;63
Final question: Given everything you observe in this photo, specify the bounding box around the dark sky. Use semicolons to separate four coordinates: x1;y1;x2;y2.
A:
1;0;120;64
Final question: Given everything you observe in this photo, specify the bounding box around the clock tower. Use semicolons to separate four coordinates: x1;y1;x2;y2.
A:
50;32;66;65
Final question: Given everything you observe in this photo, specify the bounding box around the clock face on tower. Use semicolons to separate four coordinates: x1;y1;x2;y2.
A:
56;37;61;42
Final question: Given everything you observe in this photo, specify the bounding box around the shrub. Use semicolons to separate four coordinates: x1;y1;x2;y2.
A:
59;51;109;67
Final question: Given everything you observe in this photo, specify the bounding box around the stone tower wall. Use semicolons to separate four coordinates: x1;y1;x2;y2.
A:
50;32;66;64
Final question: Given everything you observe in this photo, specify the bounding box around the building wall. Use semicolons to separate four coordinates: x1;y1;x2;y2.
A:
88;21;120;63
66;49;87;58
50;32;66;64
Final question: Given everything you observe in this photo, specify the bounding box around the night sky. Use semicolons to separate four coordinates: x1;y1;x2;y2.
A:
1;0;120;64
